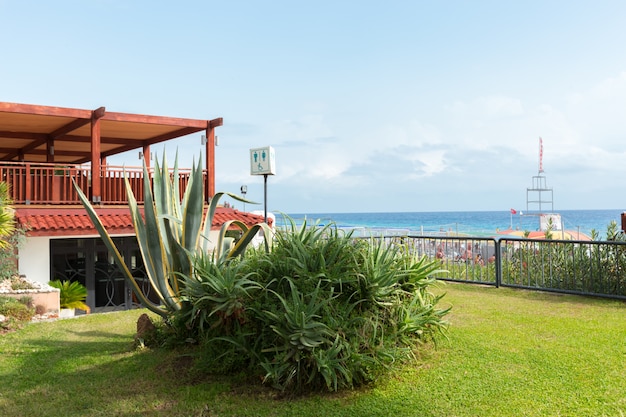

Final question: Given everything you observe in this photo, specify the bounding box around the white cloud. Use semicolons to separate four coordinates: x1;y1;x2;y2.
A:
270;114;334;144
564;72;626;147
588;71;626;99
447;95;524;119
401;149;448;178
475;96;524;118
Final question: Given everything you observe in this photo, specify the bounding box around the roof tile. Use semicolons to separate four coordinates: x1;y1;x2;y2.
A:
15;207;270;237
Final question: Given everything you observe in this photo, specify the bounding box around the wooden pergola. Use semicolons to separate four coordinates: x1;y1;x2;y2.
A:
0;101;223;203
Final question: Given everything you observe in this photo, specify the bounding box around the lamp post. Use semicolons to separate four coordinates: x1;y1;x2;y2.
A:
240;185;247;211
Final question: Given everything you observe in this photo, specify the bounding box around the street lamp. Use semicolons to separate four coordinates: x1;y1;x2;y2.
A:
240;185;247;211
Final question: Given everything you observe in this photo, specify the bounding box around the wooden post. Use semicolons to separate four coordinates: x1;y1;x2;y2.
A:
205;118;223;203
143;144;151;170
90;107;106;203
205;126;215;202
24;163;31;205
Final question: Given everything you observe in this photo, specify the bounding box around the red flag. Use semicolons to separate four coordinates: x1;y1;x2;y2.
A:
510;208;517;214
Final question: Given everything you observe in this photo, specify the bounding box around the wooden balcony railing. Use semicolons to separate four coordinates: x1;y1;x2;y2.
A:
0;161;199;205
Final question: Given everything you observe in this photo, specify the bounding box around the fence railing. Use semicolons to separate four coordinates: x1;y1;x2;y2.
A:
0;161;197;205
372;235;626;300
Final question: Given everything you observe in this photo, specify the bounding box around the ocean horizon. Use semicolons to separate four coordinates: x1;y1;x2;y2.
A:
280;209;625;239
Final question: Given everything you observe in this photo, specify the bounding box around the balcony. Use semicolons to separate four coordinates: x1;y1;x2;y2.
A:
0;101;223;205
1;161;200;206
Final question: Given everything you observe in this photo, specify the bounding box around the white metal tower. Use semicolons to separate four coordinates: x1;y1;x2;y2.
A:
525;138;561;231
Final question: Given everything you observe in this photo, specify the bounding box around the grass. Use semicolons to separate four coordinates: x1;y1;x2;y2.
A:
0;283;624;417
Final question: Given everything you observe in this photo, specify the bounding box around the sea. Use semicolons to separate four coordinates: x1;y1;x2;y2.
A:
280;209;625;240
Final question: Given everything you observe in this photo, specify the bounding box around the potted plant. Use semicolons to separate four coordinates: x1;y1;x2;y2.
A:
49;280;90;317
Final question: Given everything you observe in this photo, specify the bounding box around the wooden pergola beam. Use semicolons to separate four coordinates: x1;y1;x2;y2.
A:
6;149;91;158
0;102;92;118
102;111;211;128
0;131;49;140
44;135;139;145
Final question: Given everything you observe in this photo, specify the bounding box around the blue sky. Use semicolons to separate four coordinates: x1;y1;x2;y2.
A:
2;1;626;213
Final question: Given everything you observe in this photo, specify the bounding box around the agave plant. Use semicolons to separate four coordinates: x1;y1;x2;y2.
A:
74;153;272;318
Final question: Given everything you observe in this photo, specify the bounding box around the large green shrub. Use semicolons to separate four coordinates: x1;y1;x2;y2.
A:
176;217;450;392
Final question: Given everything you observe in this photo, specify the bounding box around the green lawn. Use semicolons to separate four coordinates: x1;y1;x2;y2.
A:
1;283;624;417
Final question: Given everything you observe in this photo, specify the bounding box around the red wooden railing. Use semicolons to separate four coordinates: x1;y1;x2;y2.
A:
0;161;198;205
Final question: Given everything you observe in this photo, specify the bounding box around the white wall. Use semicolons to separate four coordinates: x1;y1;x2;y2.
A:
18;235;51;285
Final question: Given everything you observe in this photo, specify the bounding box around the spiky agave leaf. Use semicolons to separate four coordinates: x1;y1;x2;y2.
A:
125;169;181;312
214;219;273;264
181;158;204;252
73;180;168;316
151;154;189;296
199;191;260;253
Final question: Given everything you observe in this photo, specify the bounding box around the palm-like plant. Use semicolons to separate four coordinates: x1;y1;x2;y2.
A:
0;182;15;249
74;153;272;318
49;279;90;313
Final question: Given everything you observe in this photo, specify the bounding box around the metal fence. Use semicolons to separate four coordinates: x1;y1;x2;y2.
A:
374;235;626;300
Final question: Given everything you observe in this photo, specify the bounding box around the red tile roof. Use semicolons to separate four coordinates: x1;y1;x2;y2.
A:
212;209;273;229
15;207;270;237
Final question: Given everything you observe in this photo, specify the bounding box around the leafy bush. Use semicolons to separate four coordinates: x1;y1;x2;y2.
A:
0;296;35;329
176;217;450;393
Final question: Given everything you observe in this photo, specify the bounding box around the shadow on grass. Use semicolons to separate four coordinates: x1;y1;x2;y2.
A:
0;316;230;416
